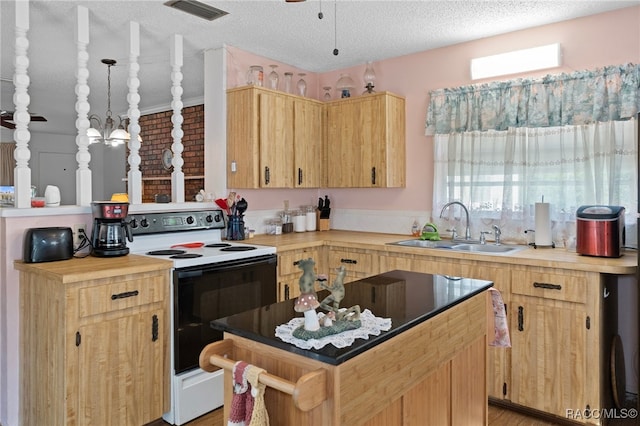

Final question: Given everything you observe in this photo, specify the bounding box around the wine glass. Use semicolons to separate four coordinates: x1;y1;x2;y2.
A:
323;86;332;100
297;73;307;97
268;65;279;90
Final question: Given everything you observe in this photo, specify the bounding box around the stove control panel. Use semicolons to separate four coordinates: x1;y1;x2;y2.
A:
128;209;225;235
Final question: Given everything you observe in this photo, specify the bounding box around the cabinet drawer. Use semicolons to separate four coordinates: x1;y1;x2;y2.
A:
511;270;586;304
279;249;321;276
78;275;166;317
328;250;375;274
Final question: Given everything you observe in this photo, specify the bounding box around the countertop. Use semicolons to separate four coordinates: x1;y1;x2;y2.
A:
14;254;173;282
211;269;492;365
248;230;637;274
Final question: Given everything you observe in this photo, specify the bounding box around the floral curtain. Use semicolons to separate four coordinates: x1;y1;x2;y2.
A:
425;63;640;135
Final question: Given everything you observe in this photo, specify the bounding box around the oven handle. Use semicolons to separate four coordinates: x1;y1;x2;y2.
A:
175;254;277;278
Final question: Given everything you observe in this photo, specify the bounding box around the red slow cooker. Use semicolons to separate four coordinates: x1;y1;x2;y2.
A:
576;205;625;258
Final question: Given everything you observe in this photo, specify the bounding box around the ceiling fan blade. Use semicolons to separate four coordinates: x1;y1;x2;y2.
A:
0;111;47;122
30;115;47;122
0;117;16;129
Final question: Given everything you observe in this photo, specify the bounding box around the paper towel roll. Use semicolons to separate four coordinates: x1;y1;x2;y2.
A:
534;202;553;246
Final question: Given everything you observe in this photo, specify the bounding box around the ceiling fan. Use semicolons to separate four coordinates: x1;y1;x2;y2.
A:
0;110;47;129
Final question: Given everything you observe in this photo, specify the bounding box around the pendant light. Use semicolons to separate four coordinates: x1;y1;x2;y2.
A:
88;59;130;147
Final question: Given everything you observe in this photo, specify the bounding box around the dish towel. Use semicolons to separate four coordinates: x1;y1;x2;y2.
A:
228;361;253;426
246;366;269;426
227;361;270;426
488;288;511;347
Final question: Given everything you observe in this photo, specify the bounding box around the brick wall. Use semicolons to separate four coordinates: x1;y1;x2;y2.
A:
134;105;204;203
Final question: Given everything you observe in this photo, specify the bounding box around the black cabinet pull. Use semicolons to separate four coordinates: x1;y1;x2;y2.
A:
264;166;270;185
533;282;562;291
284;284;290;300
517;306;524;331
76;331;81;347
298;168;302;185
371;167;376;185
151;315;159;342
111;290;139;300
340;258;357;264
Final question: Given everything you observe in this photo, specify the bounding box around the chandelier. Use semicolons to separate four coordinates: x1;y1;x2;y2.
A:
87;59;130;147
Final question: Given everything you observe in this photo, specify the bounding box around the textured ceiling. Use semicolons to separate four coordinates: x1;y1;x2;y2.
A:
1;0;638;135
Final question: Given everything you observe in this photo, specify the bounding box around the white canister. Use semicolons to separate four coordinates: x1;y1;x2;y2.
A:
293;210;306;232
305;206;316;231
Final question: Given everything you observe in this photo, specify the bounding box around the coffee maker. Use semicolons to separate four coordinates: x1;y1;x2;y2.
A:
90;201;133;257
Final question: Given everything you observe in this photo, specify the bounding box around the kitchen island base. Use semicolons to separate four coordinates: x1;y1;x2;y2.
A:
200;290;489;426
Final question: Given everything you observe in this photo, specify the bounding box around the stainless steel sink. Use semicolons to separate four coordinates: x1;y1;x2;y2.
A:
389;239;460;249
388;239;525;254
448;243;524;253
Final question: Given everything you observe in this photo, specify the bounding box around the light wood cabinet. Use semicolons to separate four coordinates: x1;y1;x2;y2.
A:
325;92;406;188
509;267;602;424
227;86;322;188
326;246;379;283
379;253;511;401
17;256;171;426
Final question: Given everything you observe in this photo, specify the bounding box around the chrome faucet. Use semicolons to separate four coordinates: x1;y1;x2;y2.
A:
439;201;471;240
493;225;502;245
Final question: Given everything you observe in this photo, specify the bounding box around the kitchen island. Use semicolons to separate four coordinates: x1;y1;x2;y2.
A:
200;270;493;426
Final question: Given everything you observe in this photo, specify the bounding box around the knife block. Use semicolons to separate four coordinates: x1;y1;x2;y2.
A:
316;210;330;231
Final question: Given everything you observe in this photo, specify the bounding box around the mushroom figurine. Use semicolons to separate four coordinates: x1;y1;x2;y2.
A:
294;292;321;331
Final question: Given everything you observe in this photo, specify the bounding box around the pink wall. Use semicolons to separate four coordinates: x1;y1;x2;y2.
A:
226;6;640;214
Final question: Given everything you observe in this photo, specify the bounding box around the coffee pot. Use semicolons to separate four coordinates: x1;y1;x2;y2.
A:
90;201;132;257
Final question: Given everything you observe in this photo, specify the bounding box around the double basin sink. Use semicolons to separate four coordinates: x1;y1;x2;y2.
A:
388;239;526;254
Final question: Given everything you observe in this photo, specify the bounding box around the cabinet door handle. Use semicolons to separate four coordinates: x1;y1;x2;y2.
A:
264;166;270;185
340;258;357;264
371;167;376;185
517;306;524;331
298;168;302;185
151;314;159;342
284;284;290;300
111;290;139;300
533;282;562;291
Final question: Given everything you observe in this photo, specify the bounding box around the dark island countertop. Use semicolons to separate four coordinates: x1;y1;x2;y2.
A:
211;270;493;365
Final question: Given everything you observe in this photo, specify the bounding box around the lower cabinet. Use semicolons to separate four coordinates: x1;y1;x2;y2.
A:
326;246;379;283
509;267;601;423
17;258;170;426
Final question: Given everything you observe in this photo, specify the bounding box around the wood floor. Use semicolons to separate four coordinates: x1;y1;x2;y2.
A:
151;404;562;425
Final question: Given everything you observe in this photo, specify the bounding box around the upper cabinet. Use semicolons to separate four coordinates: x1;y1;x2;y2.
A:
227;87;406;189
325;92;406;188
227;86;322;189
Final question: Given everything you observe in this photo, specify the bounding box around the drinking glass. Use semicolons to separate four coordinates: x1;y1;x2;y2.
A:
268;65;279;90
283;72;293;93
297;73;307;97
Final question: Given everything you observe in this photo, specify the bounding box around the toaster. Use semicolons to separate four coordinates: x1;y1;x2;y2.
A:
576;205;625;258
23;227;74;263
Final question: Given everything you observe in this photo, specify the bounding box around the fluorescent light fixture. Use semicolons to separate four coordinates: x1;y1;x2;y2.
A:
470;43;561;80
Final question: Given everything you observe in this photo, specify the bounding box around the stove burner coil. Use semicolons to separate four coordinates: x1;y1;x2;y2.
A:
220;246;257;252
170;253;204;259
147;249;186;255
205;243;232;248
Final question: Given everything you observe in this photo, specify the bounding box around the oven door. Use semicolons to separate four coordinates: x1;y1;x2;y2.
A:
173;254;277;373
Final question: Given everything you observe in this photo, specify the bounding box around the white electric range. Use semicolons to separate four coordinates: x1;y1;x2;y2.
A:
127;209;277;425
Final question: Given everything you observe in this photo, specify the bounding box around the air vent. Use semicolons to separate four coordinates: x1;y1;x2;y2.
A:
164;0;228;21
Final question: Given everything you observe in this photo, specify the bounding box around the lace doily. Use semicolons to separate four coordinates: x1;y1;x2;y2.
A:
275;309;392;350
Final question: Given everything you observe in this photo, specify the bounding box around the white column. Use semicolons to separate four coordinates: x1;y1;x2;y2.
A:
127;21;142;204
12;0;32;208
74;5;92;206
170;34;185;203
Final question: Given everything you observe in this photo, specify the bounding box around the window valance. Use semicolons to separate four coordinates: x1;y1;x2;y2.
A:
425;63;640;135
